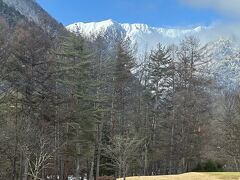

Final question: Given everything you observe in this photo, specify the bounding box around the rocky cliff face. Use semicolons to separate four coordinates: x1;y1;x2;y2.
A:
0;0;24;25
3;0;40;23
1;0;65;34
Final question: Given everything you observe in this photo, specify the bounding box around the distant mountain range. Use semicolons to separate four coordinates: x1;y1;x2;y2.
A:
66;19;240;54
67;19;206;54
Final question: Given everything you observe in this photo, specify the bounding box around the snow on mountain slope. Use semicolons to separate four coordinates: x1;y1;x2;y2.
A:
67;20;240;88
67;20;240;53
67;19;208;54
205;39;240;89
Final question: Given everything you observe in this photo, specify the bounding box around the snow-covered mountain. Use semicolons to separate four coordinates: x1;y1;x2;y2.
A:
67;19;240;88
67;19;240;54
67;19;208;54
205;39;240;89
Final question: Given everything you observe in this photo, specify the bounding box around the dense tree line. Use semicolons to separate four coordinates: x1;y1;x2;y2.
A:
0;17;238;180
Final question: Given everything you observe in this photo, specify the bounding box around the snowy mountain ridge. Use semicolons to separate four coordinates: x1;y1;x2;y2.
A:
67;20;240;52
67;19;205;38
67;19;210;54
67;19;240;88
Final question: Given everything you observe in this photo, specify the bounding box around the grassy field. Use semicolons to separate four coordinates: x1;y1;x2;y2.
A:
117;172;240;180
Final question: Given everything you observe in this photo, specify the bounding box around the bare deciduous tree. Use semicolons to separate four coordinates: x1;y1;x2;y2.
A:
103;136;142;180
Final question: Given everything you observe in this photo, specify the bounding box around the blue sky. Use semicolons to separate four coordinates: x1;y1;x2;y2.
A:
36;0;225;27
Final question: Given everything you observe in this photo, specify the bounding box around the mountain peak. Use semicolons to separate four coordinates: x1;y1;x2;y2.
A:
101;19;117;25
67;20;210;53
67;19;122;35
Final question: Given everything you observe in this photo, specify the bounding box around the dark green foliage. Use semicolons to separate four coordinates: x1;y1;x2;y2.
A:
193;160;223;172
112;38;136;136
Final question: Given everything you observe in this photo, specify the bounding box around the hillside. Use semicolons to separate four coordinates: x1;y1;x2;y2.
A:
0;0;65;34
0;0;24;25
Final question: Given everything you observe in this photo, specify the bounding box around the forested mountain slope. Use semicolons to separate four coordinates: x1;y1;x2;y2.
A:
1;0;65;33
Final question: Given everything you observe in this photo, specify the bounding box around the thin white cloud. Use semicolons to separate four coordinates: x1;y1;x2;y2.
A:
198;23;240;43
181;0;240;17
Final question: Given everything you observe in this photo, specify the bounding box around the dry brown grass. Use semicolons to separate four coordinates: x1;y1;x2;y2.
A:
117;172;240;180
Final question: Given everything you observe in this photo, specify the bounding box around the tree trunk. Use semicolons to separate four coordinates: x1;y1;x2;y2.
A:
89;159;94;180
19;151;23;180
59;158;64;180
123;164;128;180
143;144;148;176
23;156;28;180
118;163;122;179
76;156;81;180
12;156;17;180
42;167;45;180
234;157;239;172
96;121;103;178
182;157;185;173
169;125;175;174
